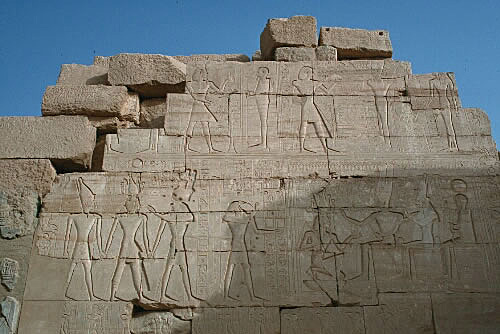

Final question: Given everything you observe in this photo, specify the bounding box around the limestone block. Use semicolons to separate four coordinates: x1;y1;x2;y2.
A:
56;64;108;85
0;116;96;170
315;45;337;61
281;307;365;334
42;85;140;122
192;308;279;334
432;293;500;334
93;55;110;67
140;97;168;128
131;311;190;334
0;296;19;334
319;27;393;60
364;294;434;334
173;53;250;63
0;159;56;196
260;16;317;60
108;53;187;97
17;301;132;334
274;47;316;62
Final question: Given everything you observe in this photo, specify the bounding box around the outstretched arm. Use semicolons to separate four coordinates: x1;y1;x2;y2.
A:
104;216;118;255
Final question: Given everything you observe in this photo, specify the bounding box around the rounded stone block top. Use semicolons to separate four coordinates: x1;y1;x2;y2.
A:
260;15;318;60
319;27;393;60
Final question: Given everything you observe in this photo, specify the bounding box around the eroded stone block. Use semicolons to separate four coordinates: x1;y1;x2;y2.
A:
0;296;19;334
319;27;393;60
281;307;365;334
108;53;187;97
0;259;18;291
260;16;317;60
0;116;96;170
131;311;190;334
140;97;168;128
42;85;140;122
174;53;250;63
315;45;338;61
0;159;56;196
274;47;316;62
56;64;109;85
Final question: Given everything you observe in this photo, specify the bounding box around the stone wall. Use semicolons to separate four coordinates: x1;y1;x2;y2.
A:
0;15;499;334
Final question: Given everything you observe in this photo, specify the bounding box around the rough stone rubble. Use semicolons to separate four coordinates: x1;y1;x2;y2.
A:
0;15;499;334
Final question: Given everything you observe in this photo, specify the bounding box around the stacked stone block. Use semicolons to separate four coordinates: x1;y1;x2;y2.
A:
0;15;498;334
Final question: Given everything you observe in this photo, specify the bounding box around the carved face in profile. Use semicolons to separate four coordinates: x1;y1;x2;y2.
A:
192;68;207;82
298;66;313;80
257;67;269;79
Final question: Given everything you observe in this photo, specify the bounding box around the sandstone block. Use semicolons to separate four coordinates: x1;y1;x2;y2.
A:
281;307;365;333
87;116;135;134
319;27;393;60
93;55;110;67
173;53;250;63
260;16;317;60
108;53;186;97
274;47;316;61
252;50;263;61
315;45;337;61
0;116;96;171
140;97;167;128
42;85;140;122
56;64;108;85
0;159;56;196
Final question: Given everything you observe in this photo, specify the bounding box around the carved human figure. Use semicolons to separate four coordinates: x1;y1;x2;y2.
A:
185;67;232;153
367;79;391;145
222;200;272;301
249;67;272;149
63;178;102;301
450;179;474;241
430;74;458;150
292;66;330;152
149;170;196;302
299;215;335;293
107;194;150;302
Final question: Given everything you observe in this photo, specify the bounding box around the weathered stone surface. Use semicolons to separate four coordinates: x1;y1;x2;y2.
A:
108;53;187;97
315;45;337;61
0;159;56;196
131;311;190;334
56;64;108;85
432;293;500;334
274;47;316;62
140;97;168;128
364;294;434;334
17;301;132;334
260;16;317;60
192;308;279;334
281;307;365;333
319;27;393;60
93;55;110;67
0;296;19;334
0;258;18;291
87;116;135;134
174;53;250;63
0;116;96;170
42;85;139;122
252;50;263;61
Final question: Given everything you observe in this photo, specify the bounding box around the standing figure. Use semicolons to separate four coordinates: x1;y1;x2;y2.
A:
249;67;272;149
292;66;330;152
107;194;150;302
430;74;458;151
64;177;102;301
222;201;271;301
185;67;232;153
149;170;196;302
367;78;392;146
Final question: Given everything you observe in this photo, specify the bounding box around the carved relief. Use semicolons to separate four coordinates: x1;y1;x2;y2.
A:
0;259;18;291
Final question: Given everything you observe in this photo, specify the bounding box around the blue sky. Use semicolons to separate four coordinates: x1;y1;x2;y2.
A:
1;0;499;148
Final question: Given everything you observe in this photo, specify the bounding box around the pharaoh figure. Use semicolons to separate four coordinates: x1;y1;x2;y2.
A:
250;67;272;149
107;190;150;302
63;177;102;301
430;73;458;150
292;66;330;152
185;67;232;153
149;170;196;302
222;200;272;301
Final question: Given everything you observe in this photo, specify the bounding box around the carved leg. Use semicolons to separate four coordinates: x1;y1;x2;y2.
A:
82;260;94;301
110;259;126;301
